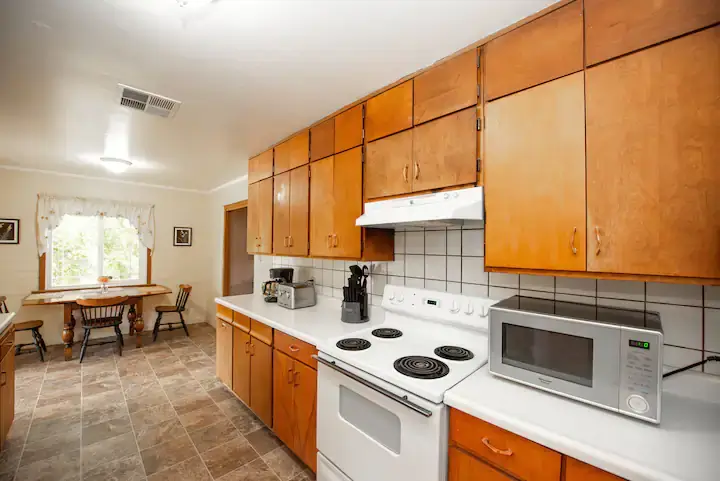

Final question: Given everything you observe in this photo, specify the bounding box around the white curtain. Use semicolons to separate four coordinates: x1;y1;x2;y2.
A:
36;194;155;256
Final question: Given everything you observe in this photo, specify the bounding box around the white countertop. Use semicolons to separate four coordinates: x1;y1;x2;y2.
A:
215;294;384;347
445;367;720;481
0;313;15;336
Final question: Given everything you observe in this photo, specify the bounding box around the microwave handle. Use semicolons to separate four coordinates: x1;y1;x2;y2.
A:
313;355;433;418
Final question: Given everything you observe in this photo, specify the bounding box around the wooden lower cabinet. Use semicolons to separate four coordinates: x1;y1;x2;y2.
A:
565;457;624;481
232;327;251;405
449;447;512;481
216;319;233;388
249;339;273;427
273;350;295;448
0;326;14;449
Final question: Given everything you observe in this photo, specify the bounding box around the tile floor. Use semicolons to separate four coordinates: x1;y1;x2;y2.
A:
0;323;315;481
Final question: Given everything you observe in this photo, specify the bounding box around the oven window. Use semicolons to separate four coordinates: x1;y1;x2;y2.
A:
502;323;593;387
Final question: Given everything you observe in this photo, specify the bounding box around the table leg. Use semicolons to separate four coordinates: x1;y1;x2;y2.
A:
63;303;76;361
127;300;144;349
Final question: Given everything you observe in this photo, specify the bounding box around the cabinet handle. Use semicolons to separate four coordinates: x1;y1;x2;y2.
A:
327;234;332;249
595;226;602;256
402;164;408;182
288;345;300;352
481;437;513;456
288;235;293;247
414;162;420;180
332;234;338;247
294;370;300;386
250;343;255;356
570;227;577;255
287;368;294;384
1;372;6;386
245;341;250;354
283;236;288;247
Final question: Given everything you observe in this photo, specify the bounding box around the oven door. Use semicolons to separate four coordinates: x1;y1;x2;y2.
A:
489;308;621;410
316;354;446;481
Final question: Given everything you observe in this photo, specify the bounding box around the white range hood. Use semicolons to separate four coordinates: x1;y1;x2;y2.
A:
355;186;484;229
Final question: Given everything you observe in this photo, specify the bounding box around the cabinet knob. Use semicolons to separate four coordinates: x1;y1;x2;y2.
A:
289;345;300;352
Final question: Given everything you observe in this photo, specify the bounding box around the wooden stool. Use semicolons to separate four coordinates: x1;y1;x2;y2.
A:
152;284;192;342
0;296;47;362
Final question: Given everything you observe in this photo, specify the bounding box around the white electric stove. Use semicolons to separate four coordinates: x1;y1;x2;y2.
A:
316;286;498;481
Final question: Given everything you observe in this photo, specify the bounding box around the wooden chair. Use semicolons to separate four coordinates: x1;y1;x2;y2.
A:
152;284;192;342
76;296;128;363
1;296;47;362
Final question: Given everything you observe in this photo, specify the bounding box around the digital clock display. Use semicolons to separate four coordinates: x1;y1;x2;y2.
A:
426;299;438;306
629;340;650;350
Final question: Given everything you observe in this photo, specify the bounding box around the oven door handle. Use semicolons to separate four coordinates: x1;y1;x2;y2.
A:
313;355;433;418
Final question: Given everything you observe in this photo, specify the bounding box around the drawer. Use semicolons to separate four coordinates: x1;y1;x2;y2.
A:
565;457;625;481
216;304;233;323
449;409;561;481
274;330;317;369
234;312;251;333
449;447;513;481
0;326;14;361
250;318;273;346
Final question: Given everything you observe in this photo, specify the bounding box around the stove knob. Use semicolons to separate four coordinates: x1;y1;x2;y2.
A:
443;193;450;199
397;294;404;303
388;290;395;300
464;303;474;315
450;300;460;314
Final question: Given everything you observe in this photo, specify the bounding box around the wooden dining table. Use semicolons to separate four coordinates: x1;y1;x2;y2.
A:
22;284;172;361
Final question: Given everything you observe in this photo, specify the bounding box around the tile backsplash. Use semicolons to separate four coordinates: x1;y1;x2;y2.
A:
261;226;719;376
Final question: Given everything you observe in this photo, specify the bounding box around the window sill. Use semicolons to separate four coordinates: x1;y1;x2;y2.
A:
32;283;156;295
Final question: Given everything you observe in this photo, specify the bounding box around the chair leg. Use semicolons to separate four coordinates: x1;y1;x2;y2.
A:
38;331;48;352
31;329;44;362
79;329;91;363
115;325;124;347
179;312;189;337
153;313;163;342
115;325;123;357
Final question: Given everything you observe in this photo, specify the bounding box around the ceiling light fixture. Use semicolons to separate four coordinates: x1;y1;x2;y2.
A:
100;157;132;174
175;0;215;7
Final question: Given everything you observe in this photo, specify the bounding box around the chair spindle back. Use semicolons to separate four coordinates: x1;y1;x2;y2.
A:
175;285;192;311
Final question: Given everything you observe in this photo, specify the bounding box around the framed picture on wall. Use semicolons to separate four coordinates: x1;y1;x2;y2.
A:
174;227;192;247
0;219;19;244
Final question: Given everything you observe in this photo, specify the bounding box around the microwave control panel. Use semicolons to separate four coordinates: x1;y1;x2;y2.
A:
619;328;662;423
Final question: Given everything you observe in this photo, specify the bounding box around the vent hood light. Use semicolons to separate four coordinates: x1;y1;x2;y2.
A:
176;0;215;7
100;157;132;174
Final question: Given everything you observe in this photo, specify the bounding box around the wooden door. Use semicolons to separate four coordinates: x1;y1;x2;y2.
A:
414;49;478;125
248;149;274;184
585;0;720;65
448;447;512;481
365;81;413;142
272;350;295;448
412;107;477;192
246;182;259;254
250;339;273;427
485;1;583;101
287;165;309;256
365;130;413;199
310;118;334;162
292;361;317;473
485;72;586;271
256;177;274;254
565;457;625;481
272;171;291;255
232;327;251;405
335;104;364;153
216;320;233;388
275;130;310;174
586;28;720;279
331;147;362;259
309;155;334;257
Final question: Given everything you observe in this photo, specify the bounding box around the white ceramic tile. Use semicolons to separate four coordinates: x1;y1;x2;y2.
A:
321;286;333;296
424;255;446;281
371;294;383;307
387;255;405;277
705;286;720;308
447;256;462;282
447;230;461;256
333;260;346;271
371;274;387;296
405;277;424;288
298;258;313;267
555;277;596;297
461;257;487;285
705;360;720;376
462;220;485;229
332;288;343;299
312;258;324;268
662;346;703;372
405;254;425;278
345;260;359;271
272;257;281;266
388;276;405;286
405;231;425;255
705;308;720;353
646;282;702;307
489;272;519;288
446;282;462;294
425;280;446;292
424;231;447;255
323;259;334;269
370;262;387;275
394;232;406;254
646;302;702;350
462;283;488;296
332;270;345;289
322;269;333;286
461;229;484;257
519;275;554;293
489;286;519;300
520;289;554;300
596;297;641;310
596;280;645;301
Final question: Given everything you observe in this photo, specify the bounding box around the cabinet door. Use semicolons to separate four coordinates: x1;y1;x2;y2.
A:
232;327;251;405
250;339;273;427
335;104;364;153
332;147;362;259
586;28;720;279
292;361;317;473
256;177;274;254
275;130;310;174
0;351;14;447
565;457;625;481
311;118;334;162
448;447;511;481
414;49;478;125
366;81;413;142
485;72;586;271
309;156;334;257
365;130;413;199
273;350;295;448
585;0;720;65
288;165;309;256
412;107;476;192
248;149;274;184
246;182;259;254
272;171;291;255
216;320;233;387
485;1;583;101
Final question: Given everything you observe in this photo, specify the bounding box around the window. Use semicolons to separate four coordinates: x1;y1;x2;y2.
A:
46;215;147;289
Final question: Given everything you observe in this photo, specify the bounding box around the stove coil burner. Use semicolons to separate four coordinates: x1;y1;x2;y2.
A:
434;346;474;361
394;356;449;379
336;338;371;351
371;328;403;339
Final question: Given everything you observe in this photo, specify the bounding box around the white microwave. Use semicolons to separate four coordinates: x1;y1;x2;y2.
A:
489;296;663;423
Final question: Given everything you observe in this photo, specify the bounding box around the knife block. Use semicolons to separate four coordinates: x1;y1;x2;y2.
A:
341;288;369;323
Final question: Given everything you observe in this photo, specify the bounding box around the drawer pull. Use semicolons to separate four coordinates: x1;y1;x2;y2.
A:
482;437;513;456
1;372;6;386
402;164;408;182
245;341;250;354
288;345;300;352
294;371;300;386
570;227;577;255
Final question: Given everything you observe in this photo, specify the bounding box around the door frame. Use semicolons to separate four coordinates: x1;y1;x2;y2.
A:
223;200;249;296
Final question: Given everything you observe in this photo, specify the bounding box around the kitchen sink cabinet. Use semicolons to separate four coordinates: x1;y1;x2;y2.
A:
365;81;413;142
274;130;310;175
310;118;334;162
273;165;309;256
247;177;273;255
334;104;364;154
248;149;273;185
232;326;251;405
216;319;233;388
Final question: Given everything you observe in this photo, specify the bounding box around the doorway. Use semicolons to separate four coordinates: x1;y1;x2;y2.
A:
223;201;254;296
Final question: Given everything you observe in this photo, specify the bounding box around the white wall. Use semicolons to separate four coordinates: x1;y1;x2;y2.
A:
0;169;212;346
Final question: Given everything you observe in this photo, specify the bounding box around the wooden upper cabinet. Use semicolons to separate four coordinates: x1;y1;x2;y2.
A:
288;165;309;256
565;457;625;481
310;118;334;161
292;360;317;473
586;27;720;279
485;72;586;271
366;81;413;142
250;339;273;427
335;104;364;153
272;171;291;255
246;182;258;254
585;0;720;65
248;149;273;184
412;107;477;192
331;147;362;259
485;1;583;101
365;130;413;200
256;177;274;254
309;155;334;257
275;130;310;174
232;327;251;405
414;49;478;125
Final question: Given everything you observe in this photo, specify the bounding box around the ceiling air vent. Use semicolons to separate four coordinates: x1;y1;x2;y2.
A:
117;84;182;118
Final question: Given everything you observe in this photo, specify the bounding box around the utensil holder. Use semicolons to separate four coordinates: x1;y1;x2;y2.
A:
341;301;364;323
